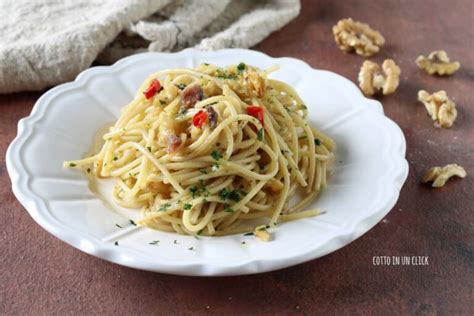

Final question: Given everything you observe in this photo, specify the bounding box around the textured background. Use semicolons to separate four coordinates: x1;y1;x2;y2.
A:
1;0;473;314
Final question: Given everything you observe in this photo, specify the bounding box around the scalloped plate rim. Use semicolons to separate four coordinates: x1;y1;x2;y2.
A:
6;49;408;276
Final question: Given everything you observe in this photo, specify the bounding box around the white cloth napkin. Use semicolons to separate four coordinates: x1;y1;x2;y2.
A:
0;0;300;93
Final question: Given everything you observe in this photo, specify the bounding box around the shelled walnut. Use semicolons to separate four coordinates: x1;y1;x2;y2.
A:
416;50;460;75
358;59;400;96
422;164;466;188
333;18;385;57
418;90;457;128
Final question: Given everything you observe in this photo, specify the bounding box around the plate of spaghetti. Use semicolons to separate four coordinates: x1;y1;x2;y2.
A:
6;49;408;275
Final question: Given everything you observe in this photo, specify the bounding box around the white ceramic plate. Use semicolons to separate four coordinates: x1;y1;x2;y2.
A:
6;49;408;276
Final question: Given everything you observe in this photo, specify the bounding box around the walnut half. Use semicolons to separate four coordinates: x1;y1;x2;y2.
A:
358;59;401;96
422;164;466;188
333;18;385;57
416;50;460;76
418;90;457;128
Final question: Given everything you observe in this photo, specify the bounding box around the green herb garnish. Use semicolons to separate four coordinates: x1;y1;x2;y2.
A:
147;146;152;152
129;219;136;226
189;186;198;198
244;232;254;236
216;69;238;80
224;204;234;213
183;203;192;210
199;168;208;174
211;149;222;160
219;188;230;200
69;163;77;167
175;83;187;90
115;224;122;228
188;247;194;251
149;240;160;245
237;62;246;73
114;241;119;246
87;168;91;173
257;128;264;141
314;138;321;146
158;203;171;212
219;188;241;202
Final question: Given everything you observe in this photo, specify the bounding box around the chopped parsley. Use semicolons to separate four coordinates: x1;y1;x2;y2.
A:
224;204;234;213
69;163;77;167
188;247;194;251
189;184;209;198
87;168;91;173
314;138;321;146
241;241;246;245
199;168;208;174
211;149;222;160
115;224;122;228
149;240;160;245
237;62;246;73
175;83;187;90
129;219;136;226
189;186;199;198
197;229;203;236
203;63;210;66
113;157;118;161
244;232;254;236
216;69;238;80
159;100;166;106
210;149;223;171
219;188;242;202
114;241;119;246
300;104;307;110
147;146;152;152
158;203;171;212
257;128;264;141
219;188;230;200
183;203;192;210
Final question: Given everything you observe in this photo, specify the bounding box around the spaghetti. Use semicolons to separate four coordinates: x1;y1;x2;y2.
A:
64;63;335;237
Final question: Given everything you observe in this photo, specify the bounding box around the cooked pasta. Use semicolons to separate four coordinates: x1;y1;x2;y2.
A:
64;63;335;237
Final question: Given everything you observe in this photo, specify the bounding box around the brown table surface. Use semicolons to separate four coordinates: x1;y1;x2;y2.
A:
1;0;473;314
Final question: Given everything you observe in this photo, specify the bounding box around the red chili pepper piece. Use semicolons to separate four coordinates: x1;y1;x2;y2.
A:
192;110;208;129
246;105;264;126
143;79;161;99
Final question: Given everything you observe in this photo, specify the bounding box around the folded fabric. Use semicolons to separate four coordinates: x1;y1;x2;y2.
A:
0;0;300;93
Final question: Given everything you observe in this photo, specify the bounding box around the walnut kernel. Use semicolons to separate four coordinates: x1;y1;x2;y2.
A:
358;59;401;96
333;18;385;57
418;90;457;128
422;164;466;188
416;50;460;75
